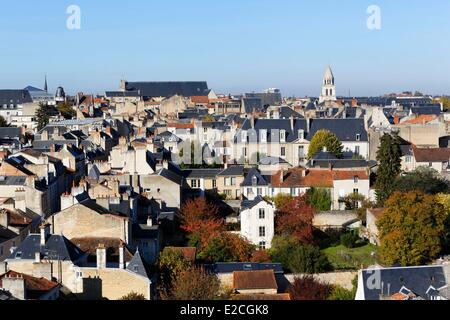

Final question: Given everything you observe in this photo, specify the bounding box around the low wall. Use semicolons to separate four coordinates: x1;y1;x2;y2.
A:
285;271;357;290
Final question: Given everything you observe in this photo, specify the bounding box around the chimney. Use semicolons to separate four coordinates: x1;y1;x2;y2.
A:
250;114;255;129
96;244;107;269
290;116;294;131
40;223;50;246
35;252;41;263
306;118;311;132
279;170;284;183
302;169;307;178
0;209;10;228
147;216;153;227
2;275;26;300
119;244;125;269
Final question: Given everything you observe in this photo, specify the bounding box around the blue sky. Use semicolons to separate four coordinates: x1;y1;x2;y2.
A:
1;0;449;96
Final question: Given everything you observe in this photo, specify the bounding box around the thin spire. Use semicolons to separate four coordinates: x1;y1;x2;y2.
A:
44;74;48;93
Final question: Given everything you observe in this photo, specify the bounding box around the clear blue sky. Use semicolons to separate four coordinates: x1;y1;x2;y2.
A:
1;0;449;96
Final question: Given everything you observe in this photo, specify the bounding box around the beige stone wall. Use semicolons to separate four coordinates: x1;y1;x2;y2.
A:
49;204;129;243
216;176;244;199
77;268;151;300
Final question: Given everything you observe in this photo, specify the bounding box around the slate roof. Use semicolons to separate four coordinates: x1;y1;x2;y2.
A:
308;119;368;142
182;169;223;179
126;250;151;279
409;105;442;116
242;98;264;113
241;196;270;210
0;128;22;139
210;262;284;274
359;265;448;300
9;234;84;262
157;168;183;185
241;168;270;186
0;90;33;105
105;91;140;97
218;166;245;176
124;81;209;98
259;156;289;165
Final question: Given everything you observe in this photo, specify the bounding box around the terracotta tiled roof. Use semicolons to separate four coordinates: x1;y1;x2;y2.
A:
0;271;59;299
167;123;194;130
332;170;369;180
413;146;450;162
190;96;209;104
401;115;437;125
71;237;134;262
233;270;278;290
6;210;33;227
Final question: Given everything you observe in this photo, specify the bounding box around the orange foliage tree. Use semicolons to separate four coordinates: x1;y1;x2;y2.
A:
275;195;315;244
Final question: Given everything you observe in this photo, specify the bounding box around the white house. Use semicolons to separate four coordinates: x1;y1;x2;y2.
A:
240;196;275;250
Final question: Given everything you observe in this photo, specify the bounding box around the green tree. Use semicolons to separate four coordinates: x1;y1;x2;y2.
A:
36;103;57;131
307;130;343;159
394;167;449;195
269;193;293;209
377;191;447;266
57;102;76;119
199;233;254;263
307;187;332;211
375;133;401;206
158;247;193;286
0;116;9;127
119;292;146;300
434;97;450;111
343;193;375;224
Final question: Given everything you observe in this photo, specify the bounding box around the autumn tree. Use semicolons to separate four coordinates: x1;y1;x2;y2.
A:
158;247;193;293
377;191;447;266
57;101;76;119
180;197;224;249
199;233;254;263
375;132;401;206
307;130;343;159
250;250;272;263
0;116;9;127
275;195;315;244
270;193;293;209
162;267;221;300
287;275;332;300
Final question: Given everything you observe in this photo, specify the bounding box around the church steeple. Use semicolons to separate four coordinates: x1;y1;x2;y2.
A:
319;65;337;103
44;74;48;93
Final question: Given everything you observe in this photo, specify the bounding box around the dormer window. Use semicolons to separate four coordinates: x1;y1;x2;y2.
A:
252;176;257;186
298;129;305;140
280;130;286;143
260;130;267;143
241;131;247;143
356;134;361;141
354;176;359;183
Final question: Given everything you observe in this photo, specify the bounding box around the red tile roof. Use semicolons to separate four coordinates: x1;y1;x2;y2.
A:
191;96;210;104
413;146;450;162
401;115;437;125
0;271;59;299
233;270;278;290
167;123;195;130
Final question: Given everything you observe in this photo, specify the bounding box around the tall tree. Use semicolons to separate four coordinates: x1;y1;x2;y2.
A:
275;195;315;244
199;233;254;263
57;102;76;119
307;130;343;159
161;267;221;300
377;191;447;266
375;133;401;206
394;166;449;195
36;103;57;131
307;187;332;211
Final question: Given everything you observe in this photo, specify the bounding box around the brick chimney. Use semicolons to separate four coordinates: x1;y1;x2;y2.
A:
96;244;107;269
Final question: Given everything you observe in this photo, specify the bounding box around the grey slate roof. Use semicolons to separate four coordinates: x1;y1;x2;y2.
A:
241;196;270;210
359;265;448;300
125;81;209;98
242;98;264;113
127;250;151;279
210;262;284;274
157;168;183;185
182;169;223;179
409;105;442;116
88;165;101;180
9;234;84;262
308;119;368;142
259;156;289;165
0;128;22;139
218;165;245;176
105;91;140;97
0;90;33;105
241;168;270;186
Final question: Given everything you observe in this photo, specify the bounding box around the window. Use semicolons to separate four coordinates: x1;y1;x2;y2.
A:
191;179;199;188
280;130;286;142
356;134;361;141
225;190;232;196
257;188;263;196
355;146;360;155
260;130;267;142
259;227;266;237
429;162;433;167
252;176;258;186
243;148;247;157
212;179;217;188
353;188;359;195
230;177;236;186
406;155;412;163
299;146;305;158
259;241;266;250
354;176;359;183
259;208;265;219
281;147;286;157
